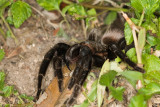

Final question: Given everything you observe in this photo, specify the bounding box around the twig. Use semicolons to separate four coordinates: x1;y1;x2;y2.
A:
62;0;129;12
31;5;58;29
0;27;6;39
58;10;70;29
81;3;128;12
122;12;142;64
132;29;142;63
82;89;92;104
0;27;6;44
138;10;144;26
1;16;18;44
81;19;87;39
30;5;44;17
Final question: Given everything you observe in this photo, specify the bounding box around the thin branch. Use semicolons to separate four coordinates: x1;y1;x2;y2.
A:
0;26;6;39
138;10;144;26
62;0;129;12
1;16;18;44
30;5;44;17
132;29;142;64
122;12;142;64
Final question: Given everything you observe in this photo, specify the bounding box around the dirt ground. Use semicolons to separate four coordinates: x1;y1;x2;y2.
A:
0;0;85;105
0;0;160;107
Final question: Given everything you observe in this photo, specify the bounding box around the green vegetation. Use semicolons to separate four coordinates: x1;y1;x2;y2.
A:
0;71;34;107
0;0;32;43
0;0;160;106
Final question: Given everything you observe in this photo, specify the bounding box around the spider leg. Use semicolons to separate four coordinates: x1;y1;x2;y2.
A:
52;56;63;92
92;55;106;67
109;44;145;73
66;55;92;106
36;43;70;100
65;44;81;71
67;45;92;89
68;55;105;89
68;57;83;89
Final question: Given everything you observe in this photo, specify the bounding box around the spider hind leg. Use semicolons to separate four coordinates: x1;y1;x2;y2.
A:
109;44;145;73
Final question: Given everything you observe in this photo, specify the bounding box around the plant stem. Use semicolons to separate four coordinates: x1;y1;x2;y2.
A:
1;16;18;44
18;96;25;104
63;0;73;4
132;29;142;64
138;10;144;26
58;10;70;28
122;12;142;64
81;3;128;12
0;27;6;39
81;19;87;39
62;0;129;12
82;90;92;104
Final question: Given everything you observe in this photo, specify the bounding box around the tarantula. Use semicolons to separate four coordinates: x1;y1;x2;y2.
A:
35;28;145;106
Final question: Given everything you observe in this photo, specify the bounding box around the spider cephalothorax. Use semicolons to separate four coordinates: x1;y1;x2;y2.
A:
36;28;145;106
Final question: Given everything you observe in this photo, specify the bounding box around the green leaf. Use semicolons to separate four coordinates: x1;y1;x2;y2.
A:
20;94;34;101
87;8;96;16
85;17;96;29
10;1;32;28
131;0;159;18
146;33;159;46
126;48;137;63
144;71;160;84
6;16;13;25
0;0;7;7
57;28;70;39
104;11;117;25
129;94;147;107
130;0;143;13
142;22;157;34
0;49;5;62
6;30;11;37
158;17;160;37
75;80;98;107
0;0;11;16
142;54;160;72
120;71;144;88
138;82;160;100
109;86;125;101
67;4;87;19
0;71;5;90
78;0;85;2
4;104;10;107
124;18;139;45
37;0;62;10
88;80;98;101
62;4;74;15
110;61;123;72
143;44;151;54
2;86;13;97
99;70;117;87
74;100;90;107
97;60;110;107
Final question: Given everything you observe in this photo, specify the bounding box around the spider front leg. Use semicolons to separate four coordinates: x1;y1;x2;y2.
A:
66;54;92;106
62;45;92;106
52;56;63;92
36;43;70;100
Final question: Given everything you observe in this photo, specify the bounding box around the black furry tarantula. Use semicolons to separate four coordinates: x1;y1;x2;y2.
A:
36;27;145;106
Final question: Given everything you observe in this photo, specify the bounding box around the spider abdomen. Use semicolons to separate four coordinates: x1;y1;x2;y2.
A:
101;29;124;46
